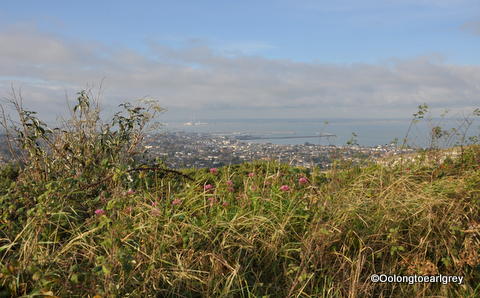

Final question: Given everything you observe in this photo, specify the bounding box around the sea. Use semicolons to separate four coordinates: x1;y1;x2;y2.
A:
162;118;480;148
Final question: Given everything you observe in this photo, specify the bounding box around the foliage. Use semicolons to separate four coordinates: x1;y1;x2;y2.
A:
0;93;479;297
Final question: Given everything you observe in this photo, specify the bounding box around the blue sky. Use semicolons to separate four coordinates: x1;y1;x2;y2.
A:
0;0;479;120
2;0;479;63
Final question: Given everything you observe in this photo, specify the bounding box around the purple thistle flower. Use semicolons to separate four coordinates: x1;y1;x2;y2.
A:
204;184;214;191
172;198;182;205
280;185;290;192
210;168;218;174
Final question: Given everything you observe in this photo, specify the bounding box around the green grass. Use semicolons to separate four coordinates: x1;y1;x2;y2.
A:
1;147;479;297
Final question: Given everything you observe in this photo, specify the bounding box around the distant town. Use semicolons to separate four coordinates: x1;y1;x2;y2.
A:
143;131;414;169
0;132;415;169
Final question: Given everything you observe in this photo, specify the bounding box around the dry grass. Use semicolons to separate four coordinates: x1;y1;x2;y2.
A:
0;147;479;297
0;93;479;297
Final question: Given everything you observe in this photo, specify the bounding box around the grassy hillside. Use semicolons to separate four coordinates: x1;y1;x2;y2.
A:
0;92;479;297
1;148;479;297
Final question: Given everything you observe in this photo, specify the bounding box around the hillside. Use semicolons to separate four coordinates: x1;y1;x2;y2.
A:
0;93;479;297
1;145;479;297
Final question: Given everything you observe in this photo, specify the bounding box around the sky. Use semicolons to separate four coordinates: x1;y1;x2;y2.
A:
0;0;479;122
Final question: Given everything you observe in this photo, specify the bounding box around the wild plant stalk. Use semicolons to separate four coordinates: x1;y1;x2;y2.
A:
0;88;169;183
401;103;428;150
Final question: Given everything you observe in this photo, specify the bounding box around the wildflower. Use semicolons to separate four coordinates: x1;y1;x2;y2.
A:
151;201;158;207
280;185;290;192
222;201;229;207
298;177;309;185
208;197;216;206
126;189;136;195
172;198;182;205
248;172;255;177
204;184;214;191
95;209;105;215
210;168;218;174
226;180;233;186
250;185;258;191
227;186;235;192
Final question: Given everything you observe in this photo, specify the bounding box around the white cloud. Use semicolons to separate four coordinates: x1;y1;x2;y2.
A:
0;26;479;121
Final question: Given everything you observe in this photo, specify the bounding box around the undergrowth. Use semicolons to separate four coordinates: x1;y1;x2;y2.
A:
0;92;479;297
